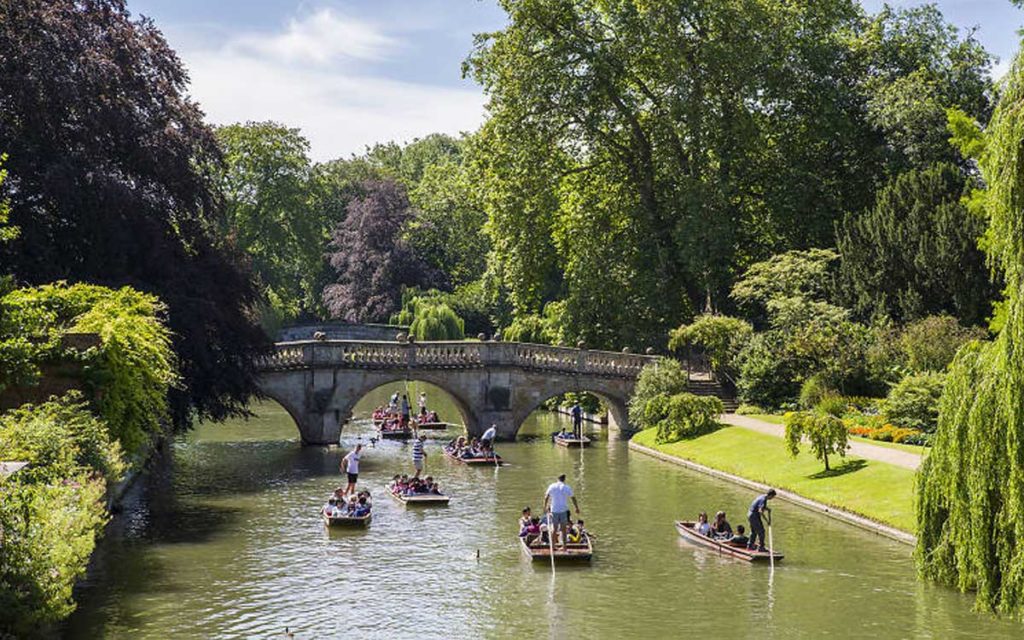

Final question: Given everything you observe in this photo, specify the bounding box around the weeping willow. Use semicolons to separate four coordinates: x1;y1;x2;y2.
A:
916;48;1024;615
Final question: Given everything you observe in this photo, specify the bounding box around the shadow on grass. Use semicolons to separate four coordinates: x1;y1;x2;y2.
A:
808;458;867;479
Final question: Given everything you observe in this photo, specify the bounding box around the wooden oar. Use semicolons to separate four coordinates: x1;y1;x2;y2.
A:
547;510;556;572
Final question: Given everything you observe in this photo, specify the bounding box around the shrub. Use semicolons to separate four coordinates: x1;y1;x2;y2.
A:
784;410;849;471
736;403;770;416
883;372;946;432
899;315;987;373
799;374;835;410
0;283;177;456
643;392;723;444
627;360;688;428
0;393;123;634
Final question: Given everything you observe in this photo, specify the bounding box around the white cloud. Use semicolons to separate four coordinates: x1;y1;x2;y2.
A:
176;8;487;161
229;8;395;65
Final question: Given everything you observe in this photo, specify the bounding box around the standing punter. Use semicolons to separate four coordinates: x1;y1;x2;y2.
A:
340;443;363;497
544;473;580;550
481;424;498;450
570;401;583;439
747;488;776;552
412;435;427;478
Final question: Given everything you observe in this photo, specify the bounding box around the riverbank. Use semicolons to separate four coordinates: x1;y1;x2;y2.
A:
630;426;916;539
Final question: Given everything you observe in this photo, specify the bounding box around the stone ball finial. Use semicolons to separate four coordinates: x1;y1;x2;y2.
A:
645;347;655;355
396;332;407;342
478;333;487;341
493;332;502;342
622;347;632;354
313;331;327;341
576;340;587;350
407;334;416;344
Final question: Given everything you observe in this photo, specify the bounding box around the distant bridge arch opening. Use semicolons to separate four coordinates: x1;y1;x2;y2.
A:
348;378;471;430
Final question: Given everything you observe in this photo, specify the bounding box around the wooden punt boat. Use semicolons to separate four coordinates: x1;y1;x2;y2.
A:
387;485;451;506
519;535;593;563
416;421;450;430
674;521;783;563
553;434;591;448
443;448;505;466
322;511;372;527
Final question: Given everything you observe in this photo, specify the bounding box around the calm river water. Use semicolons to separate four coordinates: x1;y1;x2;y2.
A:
65;382;1021;639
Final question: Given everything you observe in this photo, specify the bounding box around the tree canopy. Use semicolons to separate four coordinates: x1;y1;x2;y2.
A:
0;0;269;427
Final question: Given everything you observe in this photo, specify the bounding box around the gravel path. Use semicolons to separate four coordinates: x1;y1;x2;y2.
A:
720;414;923;471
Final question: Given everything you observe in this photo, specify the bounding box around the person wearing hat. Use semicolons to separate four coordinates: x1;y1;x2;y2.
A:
411;434;427;478
747;488;776;552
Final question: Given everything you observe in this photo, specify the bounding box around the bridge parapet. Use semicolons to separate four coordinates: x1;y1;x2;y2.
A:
257;340;654;378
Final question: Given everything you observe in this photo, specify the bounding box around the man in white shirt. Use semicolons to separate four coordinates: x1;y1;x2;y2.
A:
340;443;363;497
544;474;580;550
481;424;498;450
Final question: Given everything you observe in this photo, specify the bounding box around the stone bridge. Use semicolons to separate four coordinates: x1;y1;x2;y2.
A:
255;340;656;445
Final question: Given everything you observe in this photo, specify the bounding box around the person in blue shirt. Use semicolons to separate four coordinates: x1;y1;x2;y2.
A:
747;489;776;551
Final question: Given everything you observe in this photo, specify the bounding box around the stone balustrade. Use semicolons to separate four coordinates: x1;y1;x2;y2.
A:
256;340;654;379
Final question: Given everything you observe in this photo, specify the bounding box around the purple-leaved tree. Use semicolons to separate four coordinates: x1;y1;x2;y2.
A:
323;180;444;322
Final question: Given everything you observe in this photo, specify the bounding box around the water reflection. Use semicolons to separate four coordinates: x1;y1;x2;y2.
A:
65;385;1022;639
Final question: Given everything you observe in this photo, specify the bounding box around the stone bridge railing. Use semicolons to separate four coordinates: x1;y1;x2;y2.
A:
257;340;656;379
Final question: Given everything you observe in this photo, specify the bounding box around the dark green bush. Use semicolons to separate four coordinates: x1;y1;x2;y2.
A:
799;374;835;410
883;371;945;432
899;315;987;373
643;392;723;444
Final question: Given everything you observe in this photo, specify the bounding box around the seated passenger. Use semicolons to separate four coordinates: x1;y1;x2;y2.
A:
323;497;339;517
695;512;712;537
567;519;586;543
524;516;542;545
519;507;532;533
712;511;733;539
353;496;371;517
729;525;749;547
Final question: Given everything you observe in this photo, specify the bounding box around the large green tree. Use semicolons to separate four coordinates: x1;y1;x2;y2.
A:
466;0;991;349
0;0;269;427
837;163;993;326
215;122;322;327
916;44;1024;616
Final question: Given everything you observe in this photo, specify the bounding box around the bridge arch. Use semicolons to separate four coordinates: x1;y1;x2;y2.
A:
337;375;473;430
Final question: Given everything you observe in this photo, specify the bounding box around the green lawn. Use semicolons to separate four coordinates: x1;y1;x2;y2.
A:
632;426;916;532
743;413;927;456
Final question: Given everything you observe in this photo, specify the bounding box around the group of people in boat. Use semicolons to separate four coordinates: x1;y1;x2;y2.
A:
518;506;588;547
692;488;776;552
373;391;442;430
323;490;372;518
445;430;498;459
388;474;443;496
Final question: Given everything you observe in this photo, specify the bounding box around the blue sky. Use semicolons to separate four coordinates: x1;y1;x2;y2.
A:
125;1;1023;161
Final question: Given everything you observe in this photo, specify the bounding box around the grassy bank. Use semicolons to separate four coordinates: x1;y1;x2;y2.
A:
742;413;927;456
632;426;916;532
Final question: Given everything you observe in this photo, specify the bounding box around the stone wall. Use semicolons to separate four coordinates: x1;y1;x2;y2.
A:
277;323;408;342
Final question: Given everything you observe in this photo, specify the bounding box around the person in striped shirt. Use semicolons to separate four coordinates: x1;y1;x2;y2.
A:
412;435;427;478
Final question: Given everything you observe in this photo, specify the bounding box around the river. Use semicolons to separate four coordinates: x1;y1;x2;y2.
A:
65;382;1021;639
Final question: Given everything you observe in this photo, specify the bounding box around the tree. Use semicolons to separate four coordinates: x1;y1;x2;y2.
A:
837;164;993;326
407;158;489;289
322;180;444;322
669;314;753;377
916;45;1024;615
730;249;840;322
0;0;269;427
783;411;849;472
215;122;323;325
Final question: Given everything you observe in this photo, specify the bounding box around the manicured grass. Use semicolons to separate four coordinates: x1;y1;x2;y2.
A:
743;413;927;456
632;426;916;532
